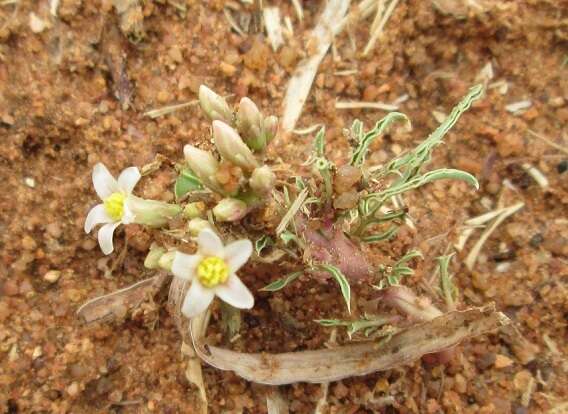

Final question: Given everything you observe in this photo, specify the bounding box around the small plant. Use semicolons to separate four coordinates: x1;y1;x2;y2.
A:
79;84;509;386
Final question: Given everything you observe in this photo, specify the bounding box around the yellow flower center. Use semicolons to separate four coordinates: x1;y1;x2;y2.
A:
104;192;126;221
197;256;229;288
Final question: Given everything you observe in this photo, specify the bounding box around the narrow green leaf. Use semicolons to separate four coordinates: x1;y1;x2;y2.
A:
315;319;344;327
295;176;306;191
377;84;484;181
260;271;302;292
255;235;273;256
350;112;411;167
280;231;299;246
394;249;423;267
419;168;479;190
315;264;351;314
315;316;392;339
174;169;203;200
314;127;326;157
350;119;364;143
361;226;398;243
437;253;457;308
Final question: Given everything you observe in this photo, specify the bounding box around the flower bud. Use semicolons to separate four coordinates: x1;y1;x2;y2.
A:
236;97;264;150
128;196;182;227
198;85;233;123
183;201;206;219
262;115;278;144
213;120;259;171
187;217;212;236
183;145;224;194
158;251;176;271
144;244;166;269
213;198;248;222
249;165;276;195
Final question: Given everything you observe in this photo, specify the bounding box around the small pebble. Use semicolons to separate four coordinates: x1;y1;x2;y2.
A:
494;354;514;369
66;382;80;397
24;177;36;188
3;280;19;296
557;160;568;174
32;346;43;360
44;270;61;283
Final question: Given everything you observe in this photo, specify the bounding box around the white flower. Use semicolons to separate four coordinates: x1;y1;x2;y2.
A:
84;162;141;255
172;229;254;318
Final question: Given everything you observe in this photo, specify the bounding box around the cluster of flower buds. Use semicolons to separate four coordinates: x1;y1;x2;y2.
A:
184;86;278;222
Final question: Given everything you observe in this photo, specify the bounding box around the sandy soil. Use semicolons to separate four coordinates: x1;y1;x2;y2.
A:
1;1;567;413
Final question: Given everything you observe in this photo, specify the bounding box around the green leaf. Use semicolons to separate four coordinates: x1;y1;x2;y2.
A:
361;226;398;243
418;168;479;190
295;176;306;191
437;253;457;308
315;264;351;314
365;168;479;206
315;318;344;327
381;84;484;181
314;127;326;157
315;316;393;339
260;271;302;292
394;249;423;267
350;112;411;167
174;169;203;200
350;119;364;143
280;231;299;246
255;235;273;256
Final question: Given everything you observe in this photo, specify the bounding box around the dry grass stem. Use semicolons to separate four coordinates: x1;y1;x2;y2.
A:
335;100;399;111
527;129;568;155
464;202;524;270
143;100;198;119
363;0;399;56
281;0;350;132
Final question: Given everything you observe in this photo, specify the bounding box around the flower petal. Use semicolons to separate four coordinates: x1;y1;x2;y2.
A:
93;163;119;200
182;280;215;318
97;222;120;255
84;204;113;233
121;201;136;225
225;239;253;273
215;274;254;310
172;252;201;281
198;229;224;257
118;167;141;194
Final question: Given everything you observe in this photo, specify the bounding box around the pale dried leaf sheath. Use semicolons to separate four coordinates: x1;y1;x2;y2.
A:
281;0;350;132
169;275;190;337
191;306;510;385
263;7;284;52
77;274;168;323
266;387;289;414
